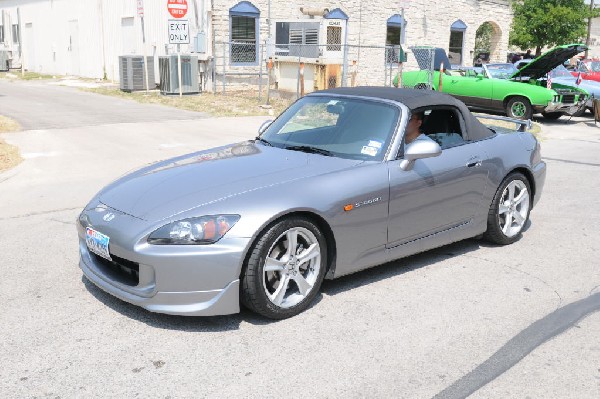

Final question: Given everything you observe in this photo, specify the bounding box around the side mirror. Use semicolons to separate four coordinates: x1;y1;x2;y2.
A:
258;119;273;135
476;74;485;80
400;140;442;171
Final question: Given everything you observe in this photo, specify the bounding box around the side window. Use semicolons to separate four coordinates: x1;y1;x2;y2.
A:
420;109;467;149
448;20;467;66
0;25;4;43
385;14;406;64
12;24;19;44
229;2;260;65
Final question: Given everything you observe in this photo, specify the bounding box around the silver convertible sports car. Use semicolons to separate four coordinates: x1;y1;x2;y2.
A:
77;87;546;319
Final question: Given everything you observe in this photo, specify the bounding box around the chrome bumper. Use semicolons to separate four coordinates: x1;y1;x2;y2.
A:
543;99;587;115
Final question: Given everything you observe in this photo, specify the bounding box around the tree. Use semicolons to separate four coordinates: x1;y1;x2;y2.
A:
475;22;493;54
509;0;597;56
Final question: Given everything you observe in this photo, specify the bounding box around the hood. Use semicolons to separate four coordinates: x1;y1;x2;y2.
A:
98;141;361;222
511;43;587;80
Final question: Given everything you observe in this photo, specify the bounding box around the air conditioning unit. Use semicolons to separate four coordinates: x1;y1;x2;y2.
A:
159;55;199;95
0;50;10;72
119;55;154;92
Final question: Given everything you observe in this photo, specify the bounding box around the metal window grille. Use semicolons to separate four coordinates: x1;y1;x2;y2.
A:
326;26;342;51
306;29;319;45
385;26;401;64
231;16;256;63
289;22;319;58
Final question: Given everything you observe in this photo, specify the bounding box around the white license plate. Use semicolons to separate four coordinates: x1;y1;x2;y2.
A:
85;227;112;261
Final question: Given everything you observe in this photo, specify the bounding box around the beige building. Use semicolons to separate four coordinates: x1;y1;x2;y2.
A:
0;0;513;90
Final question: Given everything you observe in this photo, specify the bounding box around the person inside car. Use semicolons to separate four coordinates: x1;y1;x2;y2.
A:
405;112;432;144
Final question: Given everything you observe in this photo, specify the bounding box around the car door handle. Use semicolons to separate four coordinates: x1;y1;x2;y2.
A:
467;159;482;168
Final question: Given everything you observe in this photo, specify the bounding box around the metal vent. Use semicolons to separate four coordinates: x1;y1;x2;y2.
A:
119;55;154;92
158;55;199;95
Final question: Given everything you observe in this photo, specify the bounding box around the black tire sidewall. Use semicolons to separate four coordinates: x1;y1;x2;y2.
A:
241;217;327;319
485;172;532;245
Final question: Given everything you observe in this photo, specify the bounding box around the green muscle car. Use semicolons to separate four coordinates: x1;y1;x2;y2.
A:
397;44;588;119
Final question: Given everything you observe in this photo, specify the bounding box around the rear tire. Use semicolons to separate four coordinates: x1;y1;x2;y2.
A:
241;217;327;319
484;172;532;245
506;96;533;120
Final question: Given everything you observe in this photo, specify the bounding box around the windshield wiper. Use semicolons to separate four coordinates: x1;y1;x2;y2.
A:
285;145;334;157
254;136;273;146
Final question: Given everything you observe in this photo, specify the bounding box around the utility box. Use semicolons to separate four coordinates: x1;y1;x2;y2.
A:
119;55;155;92
159;55;199;95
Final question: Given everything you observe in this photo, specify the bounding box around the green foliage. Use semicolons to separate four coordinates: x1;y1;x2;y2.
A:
509;0;594;54
475;22;494;52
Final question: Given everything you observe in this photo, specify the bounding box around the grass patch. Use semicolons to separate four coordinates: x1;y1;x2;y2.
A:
0;71;56;80
84;87;294;117
0;115;22;173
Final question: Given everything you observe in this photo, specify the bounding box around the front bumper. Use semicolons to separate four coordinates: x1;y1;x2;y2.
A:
540;98;587;115
77;206;250;316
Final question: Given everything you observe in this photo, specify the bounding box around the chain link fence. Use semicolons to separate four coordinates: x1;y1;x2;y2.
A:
401;46;436;89
209;42;436;100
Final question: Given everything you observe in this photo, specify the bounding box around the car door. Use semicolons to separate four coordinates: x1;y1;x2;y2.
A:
386;108;489;253
444;72;494;109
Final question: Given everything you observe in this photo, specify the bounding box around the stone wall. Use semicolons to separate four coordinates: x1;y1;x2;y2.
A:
212;0;513;88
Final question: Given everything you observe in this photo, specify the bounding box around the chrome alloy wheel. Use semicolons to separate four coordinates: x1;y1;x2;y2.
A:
510;101;526;118
262;227;321;308
498;180;530;237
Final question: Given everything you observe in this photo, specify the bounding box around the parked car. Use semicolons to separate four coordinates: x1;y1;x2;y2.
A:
78;87;546;319
515;60;600;116
570;58;600;82
398;44;588;119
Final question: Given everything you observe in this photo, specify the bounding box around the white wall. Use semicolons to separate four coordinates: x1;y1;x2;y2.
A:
0;0;211;82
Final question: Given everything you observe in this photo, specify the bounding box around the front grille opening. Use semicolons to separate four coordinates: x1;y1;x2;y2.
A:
91;253;140;286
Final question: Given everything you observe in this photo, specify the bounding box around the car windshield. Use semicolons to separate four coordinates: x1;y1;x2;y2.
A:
585;61;600;72
486;63;518;79
549;65;573;78
260;96;399;161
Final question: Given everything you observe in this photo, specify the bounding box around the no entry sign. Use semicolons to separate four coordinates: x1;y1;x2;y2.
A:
167;0;188;19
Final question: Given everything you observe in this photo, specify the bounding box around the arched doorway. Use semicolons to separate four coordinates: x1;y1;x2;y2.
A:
473;21;502;65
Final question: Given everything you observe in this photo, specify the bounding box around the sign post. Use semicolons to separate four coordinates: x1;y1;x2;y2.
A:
167;0;189;97
138;0;150;94
168;19;189;97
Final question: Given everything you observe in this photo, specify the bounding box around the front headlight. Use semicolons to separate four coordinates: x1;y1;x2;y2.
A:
148;215;240;245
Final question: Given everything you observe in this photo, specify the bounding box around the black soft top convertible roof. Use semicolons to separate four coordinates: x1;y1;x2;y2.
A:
315;87;495;141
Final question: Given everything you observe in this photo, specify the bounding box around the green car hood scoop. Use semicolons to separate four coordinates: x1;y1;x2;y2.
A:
510;43;587;81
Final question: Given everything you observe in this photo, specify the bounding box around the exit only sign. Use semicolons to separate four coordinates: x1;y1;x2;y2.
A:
168;19;190;44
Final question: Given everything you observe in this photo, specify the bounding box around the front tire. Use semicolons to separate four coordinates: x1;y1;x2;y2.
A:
484;172;532;245
241;217;327;319
506;96;533;120
541;112;563;120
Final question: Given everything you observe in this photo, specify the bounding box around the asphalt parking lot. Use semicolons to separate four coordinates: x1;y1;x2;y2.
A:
1;80;599;398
